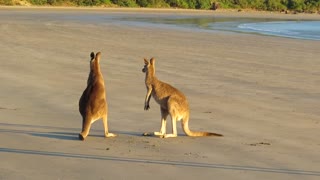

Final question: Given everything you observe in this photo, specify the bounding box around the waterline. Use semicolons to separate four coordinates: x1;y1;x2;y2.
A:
121;17;320;40
237;21;320;40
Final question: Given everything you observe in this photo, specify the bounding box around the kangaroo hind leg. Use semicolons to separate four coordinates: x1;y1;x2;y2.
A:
154;107;168;137
162;113;178;138
102;115;116;138
162;98;179;138
79;116;93;141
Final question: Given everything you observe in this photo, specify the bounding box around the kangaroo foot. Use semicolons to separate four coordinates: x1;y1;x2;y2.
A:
154;131;165;136
162;134;177;138
79;133;86;141
105;133;117;138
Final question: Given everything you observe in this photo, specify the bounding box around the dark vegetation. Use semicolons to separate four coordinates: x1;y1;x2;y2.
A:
1;0;320;13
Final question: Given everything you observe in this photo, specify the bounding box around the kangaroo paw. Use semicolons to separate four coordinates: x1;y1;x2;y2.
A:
105;133;117;138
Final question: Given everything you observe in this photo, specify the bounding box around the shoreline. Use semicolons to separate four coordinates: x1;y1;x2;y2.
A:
2;5;319;41
1;5;320;20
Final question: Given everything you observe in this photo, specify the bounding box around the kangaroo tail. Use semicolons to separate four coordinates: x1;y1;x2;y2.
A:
181;115;223;137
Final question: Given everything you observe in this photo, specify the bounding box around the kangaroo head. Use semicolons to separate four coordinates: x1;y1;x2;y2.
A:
90;52;102;70
142;57;155;74
90;52;95;60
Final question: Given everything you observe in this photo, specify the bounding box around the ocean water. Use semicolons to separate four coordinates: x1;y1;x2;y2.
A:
235;21;320;40
120;17;320;41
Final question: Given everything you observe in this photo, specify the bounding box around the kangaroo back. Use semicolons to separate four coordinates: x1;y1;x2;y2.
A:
79;52;116;140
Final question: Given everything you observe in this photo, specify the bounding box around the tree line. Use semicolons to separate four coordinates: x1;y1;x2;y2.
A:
1;0;320;13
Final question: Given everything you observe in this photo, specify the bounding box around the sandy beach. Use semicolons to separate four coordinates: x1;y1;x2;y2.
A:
0;7;319;179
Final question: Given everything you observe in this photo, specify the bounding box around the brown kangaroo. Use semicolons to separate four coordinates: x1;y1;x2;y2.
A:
142;58;223;138
78;52;116;140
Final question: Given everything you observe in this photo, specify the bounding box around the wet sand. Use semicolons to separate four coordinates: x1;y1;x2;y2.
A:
0;7;320;180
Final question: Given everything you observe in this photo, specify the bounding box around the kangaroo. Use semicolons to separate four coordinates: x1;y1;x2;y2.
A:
142;58;223;138
78;52;116;140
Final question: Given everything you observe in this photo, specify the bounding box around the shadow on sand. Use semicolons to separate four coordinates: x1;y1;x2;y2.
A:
0;128;79;141
0;122;145;141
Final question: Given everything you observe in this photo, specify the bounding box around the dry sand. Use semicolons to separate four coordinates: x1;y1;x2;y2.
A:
0;7;319;180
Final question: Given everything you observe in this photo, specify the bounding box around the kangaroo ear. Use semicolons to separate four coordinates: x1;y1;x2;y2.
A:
144;58;149;65
95;52;101;60
150;57;155;65
90;52;95;60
